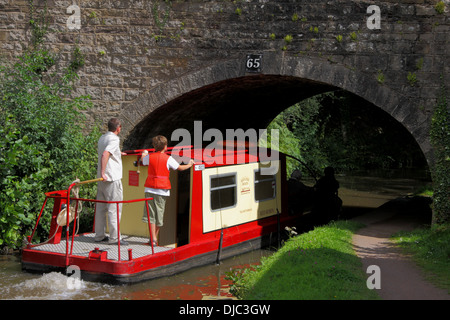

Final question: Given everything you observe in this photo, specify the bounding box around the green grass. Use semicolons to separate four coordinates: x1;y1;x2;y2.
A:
392;224;450;293
227;220;380;300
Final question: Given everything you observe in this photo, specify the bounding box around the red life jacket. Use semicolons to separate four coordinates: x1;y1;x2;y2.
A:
144;152;171;190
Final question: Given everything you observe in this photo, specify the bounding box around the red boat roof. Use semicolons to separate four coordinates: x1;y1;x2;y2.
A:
123;142;279;167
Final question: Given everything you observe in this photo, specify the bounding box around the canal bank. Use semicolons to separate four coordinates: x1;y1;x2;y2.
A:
221;195;447;300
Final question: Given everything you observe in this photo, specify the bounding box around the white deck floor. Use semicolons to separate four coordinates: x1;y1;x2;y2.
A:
30;233;172;261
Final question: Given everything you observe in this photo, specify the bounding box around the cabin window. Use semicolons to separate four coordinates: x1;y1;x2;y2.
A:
254;170;276;202
210;174;237;211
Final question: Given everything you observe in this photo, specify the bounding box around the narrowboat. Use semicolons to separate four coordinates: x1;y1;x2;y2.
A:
21;144;302;284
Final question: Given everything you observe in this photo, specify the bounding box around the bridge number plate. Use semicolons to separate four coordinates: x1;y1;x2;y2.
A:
246;54;262;73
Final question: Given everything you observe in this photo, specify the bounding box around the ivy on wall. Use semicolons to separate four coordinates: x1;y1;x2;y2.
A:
430;75;450;225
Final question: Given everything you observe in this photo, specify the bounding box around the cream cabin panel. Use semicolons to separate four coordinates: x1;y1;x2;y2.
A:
202;161;281;233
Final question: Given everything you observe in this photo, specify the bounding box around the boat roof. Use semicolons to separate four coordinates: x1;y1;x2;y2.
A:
123;141;280;168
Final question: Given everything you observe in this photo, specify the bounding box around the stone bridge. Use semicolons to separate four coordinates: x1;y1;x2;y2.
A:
1;0;449;163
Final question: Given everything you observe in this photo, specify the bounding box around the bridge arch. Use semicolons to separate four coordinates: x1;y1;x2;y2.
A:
121;54;430;163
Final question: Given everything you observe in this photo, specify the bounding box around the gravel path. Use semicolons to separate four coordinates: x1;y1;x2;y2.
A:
351;198;449;300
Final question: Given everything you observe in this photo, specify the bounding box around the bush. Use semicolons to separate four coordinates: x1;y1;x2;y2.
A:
0;16;100;249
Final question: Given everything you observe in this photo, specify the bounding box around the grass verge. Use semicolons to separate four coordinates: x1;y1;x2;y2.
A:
392;223;450;294
226;220;380;300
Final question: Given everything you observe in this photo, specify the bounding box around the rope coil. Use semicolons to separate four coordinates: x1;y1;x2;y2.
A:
56;178;82;226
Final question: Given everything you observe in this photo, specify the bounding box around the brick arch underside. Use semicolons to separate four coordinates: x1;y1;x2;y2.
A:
121;57;429;161
123;74;336;149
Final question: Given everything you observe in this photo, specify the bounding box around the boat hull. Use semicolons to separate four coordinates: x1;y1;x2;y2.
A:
21;227;280;284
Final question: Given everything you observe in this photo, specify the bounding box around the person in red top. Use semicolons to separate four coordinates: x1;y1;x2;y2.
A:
140;135;194;246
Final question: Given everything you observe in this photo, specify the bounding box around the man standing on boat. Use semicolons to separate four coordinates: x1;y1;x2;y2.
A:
141;135;194;246
95;118;128;245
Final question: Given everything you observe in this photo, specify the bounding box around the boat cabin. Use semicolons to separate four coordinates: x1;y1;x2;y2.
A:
122;144;285;248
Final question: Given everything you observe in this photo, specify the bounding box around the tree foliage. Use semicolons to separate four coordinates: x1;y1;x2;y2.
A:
266;91;429;180
266;95;326;179
0;6;100;250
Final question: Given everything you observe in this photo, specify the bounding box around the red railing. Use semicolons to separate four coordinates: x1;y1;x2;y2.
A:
28;178;154;266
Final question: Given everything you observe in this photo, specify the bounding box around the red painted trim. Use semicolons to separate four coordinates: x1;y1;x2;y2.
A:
22;211;299;278
190;168;204;243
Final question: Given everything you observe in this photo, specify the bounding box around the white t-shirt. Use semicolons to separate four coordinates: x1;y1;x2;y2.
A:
97;132;122;181
142;154;179;196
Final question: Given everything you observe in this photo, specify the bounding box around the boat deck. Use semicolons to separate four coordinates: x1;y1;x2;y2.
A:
29;233;172;261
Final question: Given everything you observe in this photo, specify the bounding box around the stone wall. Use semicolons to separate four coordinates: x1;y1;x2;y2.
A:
0;0;449;159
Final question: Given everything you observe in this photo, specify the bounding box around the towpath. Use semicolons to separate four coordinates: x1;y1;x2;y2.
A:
351;198;449;300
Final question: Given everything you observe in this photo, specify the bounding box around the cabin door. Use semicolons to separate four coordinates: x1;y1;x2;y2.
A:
120;155;180;247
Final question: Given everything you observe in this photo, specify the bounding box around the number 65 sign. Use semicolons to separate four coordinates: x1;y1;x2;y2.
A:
246;54;262;73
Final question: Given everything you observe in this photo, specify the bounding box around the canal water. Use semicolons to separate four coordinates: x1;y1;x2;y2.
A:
0;248;270;300
0;173;431;300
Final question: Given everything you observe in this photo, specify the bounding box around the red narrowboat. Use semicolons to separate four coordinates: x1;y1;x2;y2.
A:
21;144;300;284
